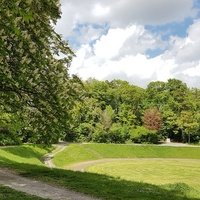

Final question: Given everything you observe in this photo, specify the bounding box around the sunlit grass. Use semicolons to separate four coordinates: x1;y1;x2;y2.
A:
1;144;200;199
87;159;200;195
0;144;52;166
53;143;200;167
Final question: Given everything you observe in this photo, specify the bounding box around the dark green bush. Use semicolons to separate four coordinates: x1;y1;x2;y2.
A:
92;124;109;143
130;126;162;144
108;123;130;143
0;127;21;146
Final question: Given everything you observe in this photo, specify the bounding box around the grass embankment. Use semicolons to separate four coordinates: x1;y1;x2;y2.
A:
0;144;52;166
0;145;52;200
0;144;200;200
0;185;48;200
53;143;200;167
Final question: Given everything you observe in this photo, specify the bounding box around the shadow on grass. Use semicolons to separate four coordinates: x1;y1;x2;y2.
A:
0;156;200;200
0;185;47;200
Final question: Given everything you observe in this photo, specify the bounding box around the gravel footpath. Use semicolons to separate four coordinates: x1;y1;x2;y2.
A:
0;168;99;200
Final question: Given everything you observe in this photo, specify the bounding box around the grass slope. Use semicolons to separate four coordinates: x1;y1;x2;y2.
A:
0;145;52;166
0;145;51;200
0;144;200;200
53;143;200;167
0;185;47;200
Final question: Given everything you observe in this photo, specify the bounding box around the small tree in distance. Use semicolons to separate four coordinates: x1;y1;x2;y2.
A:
143;108;162;131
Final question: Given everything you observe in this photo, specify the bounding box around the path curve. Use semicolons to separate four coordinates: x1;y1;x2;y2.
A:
43;142;67;168
68;158;200;172
0;168;99;200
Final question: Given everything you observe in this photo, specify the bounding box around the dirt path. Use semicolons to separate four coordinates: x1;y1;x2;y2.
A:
0;168;99;200
43;143;67;168
68;158;200;172
158;142;200;147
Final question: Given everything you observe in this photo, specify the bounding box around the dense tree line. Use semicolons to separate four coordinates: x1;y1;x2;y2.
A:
66;79;200;144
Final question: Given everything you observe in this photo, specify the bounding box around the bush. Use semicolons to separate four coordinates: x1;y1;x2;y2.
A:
75;123;94;142
130;126;161;144
0;127;21;146
92;124;109;143
108;123;130;143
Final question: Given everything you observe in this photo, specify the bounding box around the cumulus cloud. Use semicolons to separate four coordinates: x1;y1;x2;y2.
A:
56;0;197;37
70;25;175;83
70;21;200;88
57;0;200;88
166;20;200;64
107;0;196;26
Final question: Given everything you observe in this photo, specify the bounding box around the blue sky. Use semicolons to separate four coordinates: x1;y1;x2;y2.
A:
56;0;200;88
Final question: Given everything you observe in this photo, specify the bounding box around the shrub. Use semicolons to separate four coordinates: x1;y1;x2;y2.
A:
108;123;130;143
0;128;21;146
92;124;109;143
75;123;95;142
130;126;161;144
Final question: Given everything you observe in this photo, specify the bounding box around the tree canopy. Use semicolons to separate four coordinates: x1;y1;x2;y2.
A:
0;0;80;144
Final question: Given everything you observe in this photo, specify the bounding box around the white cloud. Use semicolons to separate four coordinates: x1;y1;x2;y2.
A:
92;3;110;17
58;0;200;88
70;25;175;84
70;21;200;88
108;0;196;26
166;20;200;65
93;26;136;59
56;0;197;37
183;63;200;76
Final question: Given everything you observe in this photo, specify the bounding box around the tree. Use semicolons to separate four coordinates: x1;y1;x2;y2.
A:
0;0;78;143
177;111;199;143
145;81;168;110
143;108;162;131
165;79;188;112
100;105;114;131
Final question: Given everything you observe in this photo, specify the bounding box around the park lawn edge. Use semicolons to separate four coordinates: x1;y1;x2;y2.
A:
53;143;200;167
1;143;200;200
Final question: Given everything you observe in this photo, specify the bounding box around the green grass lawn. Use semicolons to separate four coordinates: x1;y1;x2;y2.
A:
0;144;200;200
0;185;48;200
53;143;200;167
87;159;200;195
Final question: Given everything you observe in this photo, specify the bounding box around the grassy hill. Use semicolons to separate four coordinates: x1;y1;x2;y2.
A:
0;143;200;200
53;143;200;167
0;145;52;167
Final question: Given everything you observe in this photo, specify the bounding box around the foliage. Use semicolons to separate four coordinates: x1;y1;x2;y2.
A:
0;0;81;144
66;78;200;144
143;107;162;131
177;111;199;143
76;122;94;142
92;123;108;143
0;128;21;146
130;126;161;144
0;112;22;145
109;123;130;143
